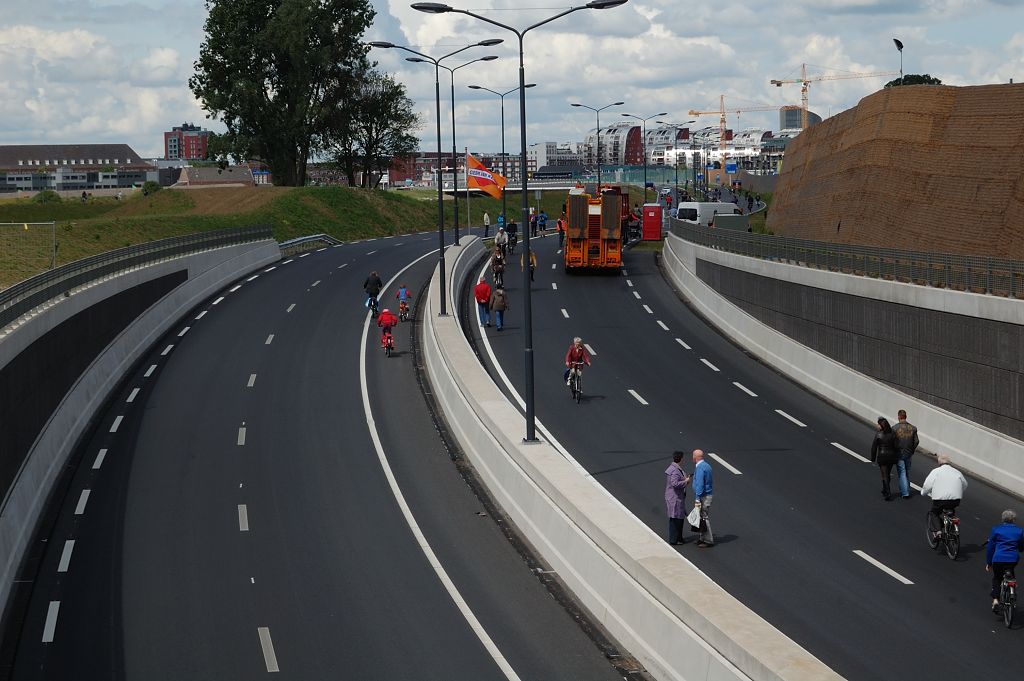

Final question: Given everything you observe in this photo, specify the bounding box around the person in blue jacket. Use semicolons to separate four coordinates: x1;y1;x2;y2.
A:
691;449;714;547
986;509;1024;611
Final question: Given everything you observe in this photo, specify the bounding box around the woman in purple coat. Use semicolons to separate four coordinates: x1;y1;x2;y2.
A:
665;451;691;545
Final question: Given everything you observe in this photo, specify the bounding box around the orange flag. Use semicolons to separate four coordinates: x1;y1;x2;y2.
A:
466;153;506;200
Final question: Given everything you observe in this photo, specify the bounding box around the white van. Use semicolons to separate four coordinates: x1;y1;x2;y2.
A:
674;202;740;227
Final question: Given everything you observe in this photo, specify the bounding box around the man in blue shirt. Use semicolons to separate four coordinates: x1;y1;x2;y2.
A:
986;509;1023;611
691;449;714;547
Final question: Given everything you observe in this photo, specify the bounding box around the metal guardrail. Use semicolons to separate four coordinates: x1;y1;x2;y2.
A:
0;225;273;330
278;233;342;255
670;220;1024;298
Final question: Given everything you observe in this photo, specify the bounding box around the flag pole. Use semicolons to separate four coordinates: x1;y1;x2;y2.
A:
465;146;471;235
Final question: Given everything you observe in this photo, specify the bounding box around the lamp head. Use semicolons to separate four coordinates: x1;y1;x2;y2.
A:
480;55;499;61
406;57;427;63
524;83;537;89
571;103;583;107
770;80;782;86
587;0;628;8
411;2;452;13
368;41;395;48
656;111;668;116
478;38;503;47
468;85;483;90
613;101;624;105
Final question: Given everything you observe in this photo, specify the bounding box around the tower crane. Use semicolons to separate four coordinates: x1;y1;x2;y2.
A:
687;95;781;164
770;63;899;130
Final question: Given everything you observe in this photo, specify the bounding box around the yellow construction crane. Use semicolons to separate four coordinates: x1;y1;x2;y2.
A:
687;95;781;162
770;63;899;129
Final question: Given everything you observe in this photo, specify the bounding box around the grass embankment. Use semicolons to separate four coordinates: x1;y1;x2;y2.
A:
0;185;601;289
746;191;774;234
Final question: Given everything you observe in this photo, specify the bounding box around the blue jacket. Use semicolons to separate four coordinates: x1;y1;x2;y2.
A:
693;459;713;499
986;523;1024;564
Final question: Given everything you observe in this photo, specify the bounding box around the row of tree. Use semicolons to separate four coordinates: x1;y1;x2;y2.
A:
189;0;420;187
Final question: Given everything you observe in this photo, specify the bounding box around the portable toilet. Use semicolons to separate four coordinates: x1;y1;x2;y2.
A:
642;202;663;241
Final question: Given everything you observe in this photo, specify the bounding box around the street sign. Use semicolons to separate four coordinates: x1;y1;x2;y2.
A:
725;162;737;174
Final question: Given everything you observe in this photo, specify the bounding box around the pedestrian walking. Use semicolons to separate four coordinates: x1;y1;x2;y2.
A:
520;249;537;282
483;211;491;238
538;210;548;234
488;286;508;331
691;449;714;547
870;417;899;501
665;451;691;545
473;276;492;327
893;409;919;499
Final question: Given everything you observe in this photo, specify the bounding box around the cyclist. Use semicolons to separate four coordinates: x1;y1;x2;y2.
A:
491;248;506;288
395;284;412;319
377;307;398;348
921;454;968;533
363;270;383;316
564;336;591;386
986;509;1023;612
507;218;518;254
494;227;509;258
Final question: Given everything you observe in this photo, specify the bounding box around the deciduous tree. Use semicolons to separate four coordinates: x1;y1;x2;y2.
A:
885;74;943;87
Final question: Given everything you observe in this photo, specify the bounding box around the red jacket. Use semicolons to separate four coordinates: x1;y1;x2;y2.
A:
474;281;492;305
377;310;398;329
565;344;591;367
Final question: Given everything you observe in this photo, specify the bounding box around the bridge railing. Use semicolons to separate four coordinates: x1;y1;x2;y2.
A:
0;225;274;330
670;220;1024;298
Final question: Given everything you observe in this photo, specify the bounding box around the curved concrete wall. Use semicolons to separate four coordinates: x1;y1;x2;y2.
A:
423;235;841;681
662;232;1024;497
0;240;280;621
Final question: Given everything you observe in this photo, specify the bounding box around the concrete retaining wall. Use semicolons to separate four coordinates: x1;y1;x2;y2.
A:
0;240;280;621
662;232;1024;497
422;235;842;681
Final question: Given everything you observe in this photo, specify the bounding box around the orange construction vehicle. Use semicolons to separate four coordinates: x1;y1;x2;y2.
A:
563;185;629;272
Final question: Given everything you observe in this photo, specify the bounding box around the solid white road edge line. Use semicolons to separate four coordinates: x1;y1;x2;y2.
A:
92;448;107;469
832;442;870;463
362;249;522;681
700;358;720;372
675;338;691;350
707;452;743;475
628;389;649;406
732;382;757;397
41;602;60;643
852;550;914;585
74;490;90;515
775;409;807;428
57;540;75;573
238;504;249;531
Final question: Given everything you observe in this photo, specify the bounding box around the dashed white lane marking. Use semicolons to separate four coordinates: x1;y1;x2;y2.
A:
775;409;807;428
265;334;274;345
557;249;563;254
57;540;75;573
238;504;249;531
282;259;293;264
853;550;914;585
92;448;108;470
633;291;642;300
337;263;348;269
247;374;257;388
74;490;90;515
551;282;558;290
584;343;596;355
213;296;225;305
237;425;247;446
707;452;742;475
832;442;870;463
551;263;556;270
626;279;634;287
286;304;295;313
195;311;207;320
656;320;669;331
144;364;157;377
247;275;259;282
700;358;720;372
299;252;310;258
642;304;653;314
229;285;242;293
126;388;140;403
311;280;320;287
178;326;190;337
41;602;60;643
317;246;328;250
622;269;628;276
733;382;757;397
628;389;649;406
366;250;378;255
676;338;691;350
264;266;276;272
161;345;173;356
334;243;345;248
110;415;124;433
560;308;570;318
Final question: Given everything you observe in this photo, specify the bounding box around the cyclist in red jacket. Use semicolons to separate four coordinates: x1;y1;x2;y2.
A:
564;336;591;385
377;308;398;346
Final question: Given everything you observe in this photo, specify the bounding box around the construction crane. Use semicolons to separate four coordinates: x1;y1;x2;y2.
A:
770;63;899;129
687;95;781;162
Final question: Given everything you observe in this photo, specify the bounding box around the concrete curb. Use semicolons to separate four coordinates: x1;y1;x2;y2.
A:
422;235;842;681
662;233;1024;497
0;240;280;621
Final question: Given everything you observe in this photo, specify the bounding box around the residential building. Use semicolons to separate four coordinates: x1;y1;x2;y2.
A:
0;144;156;193
164;123;211;161
779;106;822;130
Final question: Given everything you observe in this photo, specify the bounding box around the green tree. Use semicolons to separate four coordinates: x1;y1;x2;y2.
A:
885;74;943;87
189;0;375;186
328;71;421;188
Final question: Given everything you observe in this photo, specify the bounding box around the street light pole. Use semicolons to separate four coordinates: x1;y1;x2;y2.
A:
621;111;667;203
569;101;623;189
656;119;695;202
413;0;630;442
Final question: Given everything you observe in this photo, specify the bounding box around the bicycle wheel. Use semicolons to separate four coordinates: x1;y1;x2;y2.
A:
943;523;959;560
925;511;939;549
575;373;582;404
1004;584;1015;628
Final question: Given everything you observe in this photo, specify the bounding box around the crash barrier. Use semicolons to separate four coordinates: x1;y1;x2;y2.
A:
422;234;842;681
0;236;280;624
663;227;1024;498
278;233;342;256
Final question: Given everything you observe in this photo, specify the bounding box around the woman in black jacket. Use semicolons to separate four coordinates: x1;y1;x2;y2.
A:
870;417;899;501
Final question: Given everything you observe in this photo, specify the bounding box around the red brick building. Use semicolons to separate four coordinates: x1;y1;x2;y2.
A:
164;123;211;161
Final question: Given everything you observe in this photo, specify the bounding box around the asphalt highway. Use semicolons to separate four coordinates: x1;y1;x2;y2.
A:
472;226;1024;681
4;230;626;680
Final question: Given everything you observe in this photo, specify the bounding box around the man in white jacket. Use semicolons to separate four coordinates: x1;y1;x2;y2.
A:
921;454;968;526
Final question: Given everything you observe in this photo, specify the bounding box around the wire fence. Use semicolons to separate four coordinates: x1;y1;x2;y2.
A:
670;219;1024;298
0;225;273;330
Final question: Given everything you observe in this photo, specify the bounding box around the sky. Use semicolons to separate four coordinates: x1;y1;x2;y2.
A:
1;0;1023;159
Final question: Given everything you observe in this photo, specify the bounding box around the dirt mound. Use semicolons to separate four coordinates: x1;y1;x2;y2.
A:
767;83;1024;259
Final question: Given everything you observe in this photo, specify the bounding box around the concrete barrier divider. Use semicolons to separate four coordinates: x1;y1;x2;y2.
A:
0;240;280;622
662;233;1024;497
423;235;842;681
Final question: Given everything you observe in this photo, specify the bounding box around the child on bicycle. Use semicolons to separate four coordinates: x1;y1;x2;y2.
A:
395;284;412;319
377;308;398;347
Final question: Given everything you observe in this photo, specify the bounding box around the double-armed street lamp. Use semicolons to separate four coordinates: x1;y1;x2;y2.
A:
467;83;537;233
656;119;695;202
621;111;667;202
569;101;623;189
369;38;502;316
411;0;630;442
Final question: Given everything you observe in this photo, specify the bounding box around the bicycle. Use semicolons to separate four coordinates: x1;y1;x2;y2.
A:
366;295;379;317
925;508;960;559
398;299;410;322
493;267;504;289
382;330;394;357
998;568;1017;628
508;232;518;254
567;361;584;404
